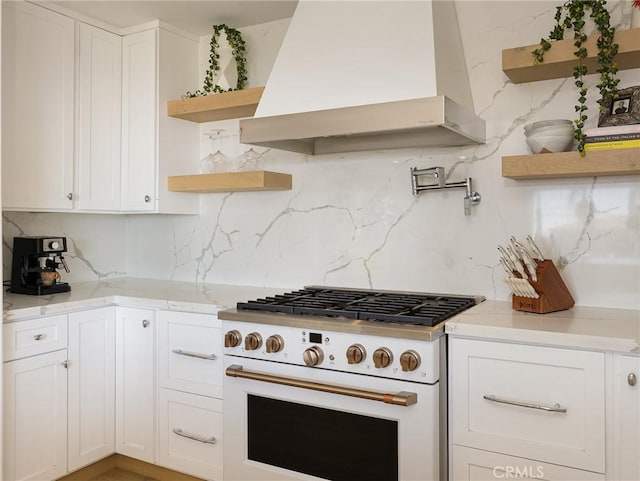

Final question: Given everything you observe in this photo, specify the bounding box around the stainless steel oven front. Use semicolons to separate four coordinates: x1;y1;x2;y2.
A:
222;320;441;481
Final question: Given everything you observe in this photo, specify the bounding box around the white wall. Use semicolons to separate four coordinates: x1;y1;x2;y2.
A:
4;2;640;310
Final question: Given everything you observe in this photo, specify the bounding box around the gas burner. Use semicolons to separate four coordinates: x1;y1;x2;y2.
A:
237;286;481;327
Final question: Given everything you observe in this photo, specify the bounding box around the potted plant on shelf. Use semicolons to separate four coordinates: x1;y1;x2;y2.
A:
532;0;620;155
184;24;248;98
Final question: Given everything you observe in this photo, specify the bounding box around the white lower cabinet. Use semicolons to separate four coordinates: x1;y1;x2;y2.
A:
157;310;222;397
613;355;640;481
115;307;156;463
3;306;222;480
3;349;69;481
158;389;223;480
156;310;223;480
67;308;116;471
449;337;606;478
3;308;117;481
452;446;605;481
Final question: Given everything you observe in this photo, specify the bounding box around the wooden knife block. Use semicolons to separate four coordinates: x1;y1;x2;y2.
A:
512;259;575;314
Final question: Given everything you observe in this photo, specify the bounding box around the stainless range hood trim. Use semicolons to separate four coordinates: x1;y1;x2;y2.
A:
240;96;486;155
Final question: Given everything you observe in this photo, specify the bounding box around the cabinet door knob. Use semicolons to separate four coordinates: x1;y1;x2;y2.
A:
67;193;73;200
629;373;637;387
61;360;69;369
142;319;150;328
144;195;151;203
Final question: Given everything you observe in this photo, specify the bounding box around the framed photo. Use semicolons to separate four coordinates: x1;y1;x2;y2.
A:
598;86;640;127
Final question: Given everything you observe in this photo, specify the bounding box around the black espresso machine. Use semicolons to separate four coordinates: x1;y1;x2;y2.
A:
10;236;71;295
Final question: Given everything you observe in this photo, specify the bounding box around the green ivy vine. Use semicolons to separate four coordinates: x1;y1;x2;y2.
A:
532;0;619;155
184;24;247;98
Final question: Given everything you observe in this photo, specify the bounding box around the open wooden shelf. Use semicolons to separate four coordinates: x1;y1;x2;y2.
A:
166;87;264;122
167;171;292;193
502;27;640;83
502;149;640;180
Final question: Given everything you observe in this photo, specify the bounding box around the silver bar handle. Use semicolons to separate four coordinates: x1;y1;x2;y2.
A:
172;349;216;361
172;428;216;445
33;334;45;341
483;394;567;413
226;364;417;406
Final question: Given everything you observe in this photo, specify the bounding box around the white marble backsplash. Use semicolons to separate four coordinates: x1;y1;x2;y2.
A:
3;1;639;310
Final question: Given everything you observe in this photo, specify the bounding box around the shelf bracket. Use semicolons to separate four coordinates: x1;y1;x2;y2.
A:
410;166;481;216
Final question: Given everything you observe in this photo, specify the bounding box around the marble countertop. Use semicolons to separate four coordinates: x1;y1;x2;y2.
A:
3;277;288;322
5;280;639;353
446;300;640;353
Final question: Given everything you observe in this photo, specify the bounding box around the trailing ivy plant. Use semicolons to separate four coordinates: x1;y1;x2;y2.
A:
532;0;619;154
184;24;247;98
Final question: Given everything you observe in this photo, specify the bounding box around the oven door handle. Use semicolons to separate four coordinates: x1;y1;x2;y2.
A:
225;364;417;406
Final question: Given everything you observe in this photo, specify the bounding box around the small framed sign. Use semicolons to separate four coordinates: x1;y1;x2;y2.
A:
598;86;640;127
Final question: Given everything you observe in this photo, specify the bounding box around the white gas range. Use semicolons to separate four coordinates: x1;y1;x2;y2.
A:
219;286;484;481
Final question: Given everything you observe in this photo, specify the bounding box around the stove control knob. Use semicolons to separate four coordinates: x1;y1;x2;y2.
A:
400;350;421;372
373;347;393;369
266;335;284;353
224;330;242;348
244;332;263;351
303;346;324;367
49;240;60;250
346;344;366;364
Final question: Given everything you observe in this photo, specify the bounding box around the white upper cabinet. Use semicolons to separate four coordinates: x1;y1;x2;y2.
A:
121;27;199;214
76;23;122;211
2;1;199;214
121;29;157;212
2;2;75;211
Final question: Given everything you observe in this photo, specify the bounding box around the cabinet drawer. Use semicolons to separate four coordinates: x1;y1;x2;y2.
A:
450;338;605;473
157;311;222;398
158;389;222;480
3;315;68;361
452;445;605;481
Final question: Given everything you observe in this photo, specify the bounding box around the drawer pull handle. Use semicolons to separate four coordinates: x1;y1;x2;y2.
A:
483;394;567;413
172;428;216;444
33;334;45;341
172;349;216;360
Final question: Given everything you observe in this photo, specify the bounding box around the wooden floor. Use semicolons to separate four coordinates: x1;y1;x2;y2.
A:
88;468;158;481
55;455;203;481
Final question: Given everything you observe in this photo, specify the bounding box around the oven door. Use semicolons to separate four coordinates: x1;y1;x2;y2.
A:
223;356;439;481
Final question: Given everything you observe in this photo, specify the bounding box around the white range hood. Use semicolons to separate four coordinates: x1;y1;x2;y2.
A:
240;0;485;155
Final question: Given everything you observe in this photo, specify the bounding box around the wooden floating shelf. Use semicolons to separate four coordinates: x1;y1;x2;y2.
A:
502;27;640;83
167;171;292;193
166;86;264;122
502;149;640;180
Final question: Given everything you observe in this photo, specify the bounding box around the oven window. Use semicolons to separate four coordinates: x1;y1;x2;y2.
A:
248;394;398;481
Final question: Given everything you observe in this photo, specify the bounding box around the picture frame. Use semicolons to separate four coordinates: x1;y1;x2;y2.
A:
598;86;640;127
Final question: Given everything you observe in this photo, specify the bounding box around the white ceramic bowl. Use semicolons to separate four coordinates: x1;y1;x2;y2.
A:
524;120;575;154
524;119;572;134
526;131;575;154
524;124;575;137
